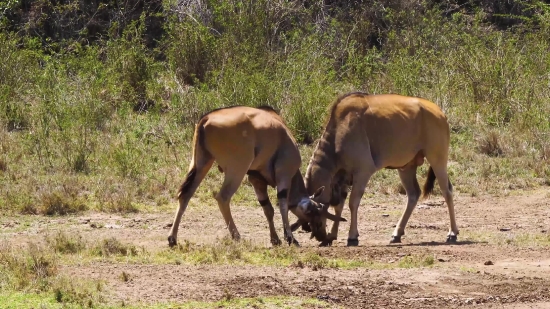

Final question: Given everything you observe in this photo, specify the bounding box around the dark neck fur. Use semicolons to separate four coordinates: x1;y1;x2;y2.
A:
288;170;310;207
305;127;337;195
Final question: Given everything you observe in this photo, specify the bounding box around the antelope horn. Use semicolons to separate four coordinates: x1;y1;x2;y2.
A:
325;212;347;222
321;204;347;222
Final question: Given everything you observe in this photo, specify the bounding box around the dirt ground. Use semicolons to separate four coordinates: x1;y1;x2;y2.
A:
2;187;550;308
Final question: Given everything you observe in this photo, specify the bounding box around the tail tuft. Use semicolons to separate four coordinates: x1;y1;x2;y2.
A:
421;167;436;200
177;168;197;199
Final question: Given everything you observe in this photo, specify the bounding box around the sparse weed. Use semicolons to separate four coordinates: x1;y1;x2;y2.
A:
120;271;130;282
465;230;550;247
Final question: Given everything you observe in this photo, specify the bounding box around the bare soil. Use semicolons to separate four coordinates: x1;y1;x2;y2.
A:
2;187;550;308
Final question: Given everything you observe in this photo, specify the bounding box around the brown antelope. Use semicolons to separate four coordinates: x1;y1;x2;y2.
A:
304;92;459;246
167;105;345;247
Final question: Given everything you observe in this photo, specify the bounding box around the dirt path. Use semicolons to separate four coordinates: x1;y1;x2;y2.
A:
2;187;550;308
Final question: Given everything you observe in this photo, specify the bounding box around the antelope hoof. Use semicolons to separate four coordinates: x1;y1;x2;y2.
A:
347;238;359;247
271;237;282;246
286;236;300;247
231;231;241;241
446;235;458;243
390;235;402;243
168;236;177;248
319;234;336;247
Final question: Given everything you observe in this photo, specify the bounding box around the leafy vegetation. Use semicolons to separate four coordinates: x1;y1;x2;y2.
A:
1;0;550;214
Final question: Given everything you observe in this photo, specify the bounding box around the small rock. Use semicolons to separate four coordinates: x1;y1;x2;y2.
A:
90;223;98;228
164;223;173;229
105;224;122;229
499;227;512;232
542;230;547;233
484;260;494;266
437;258;446;262
81;219;90;224
382;214;389;217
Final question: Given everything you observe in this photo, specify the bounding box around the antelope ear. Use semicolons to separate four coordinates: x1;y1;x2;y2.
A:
311;186;325;199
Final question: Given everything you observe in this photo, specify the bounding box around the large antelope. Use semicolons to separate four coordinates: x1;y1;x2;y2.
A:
167;105;345;247
304;92;459;246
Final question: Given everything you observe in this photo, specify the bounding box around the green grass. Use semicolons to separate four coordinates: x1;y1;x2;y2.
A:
463;230;550;247
0;240;108;308
459;266;479;274
397;254;436;269
0;293;336;309
39;231;437;270
0;292;60;309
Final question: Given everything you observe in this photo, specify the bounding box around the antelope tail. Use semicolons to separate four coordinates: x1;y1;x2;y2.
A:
421;166;453;200
177;117;208;199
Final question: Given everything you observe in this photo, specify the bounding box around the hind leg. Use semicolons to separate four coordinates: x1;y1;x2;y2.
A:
214;167;249;240
168;158;214;247
432;166;459;242
248;173;281;246
390;166;421;243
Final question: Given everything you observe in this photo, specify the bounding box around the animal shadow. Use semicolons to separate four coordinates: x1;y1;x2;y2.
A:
386;240;486;247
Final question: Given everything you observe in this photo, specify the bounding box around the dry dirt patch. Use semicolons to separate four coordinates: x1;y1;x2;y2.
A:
2;188;550;308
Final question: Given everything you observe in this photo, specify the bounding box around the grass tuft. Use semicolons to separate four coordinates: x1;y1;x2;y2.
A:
0;242;58;291
46;231;87;254
38;188;87;216
477;130;504;157
51;276;105;307
90;237;139;257
397;254;436;268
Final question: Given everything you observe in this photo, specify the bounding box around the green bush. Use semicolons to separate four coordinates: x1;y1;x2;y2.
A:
1;1;550;214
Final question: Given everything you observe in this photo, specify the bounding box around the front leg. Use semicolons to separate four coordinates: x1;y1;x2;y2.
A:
346;171;373;247
321;187;348;246
277;189;299;246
